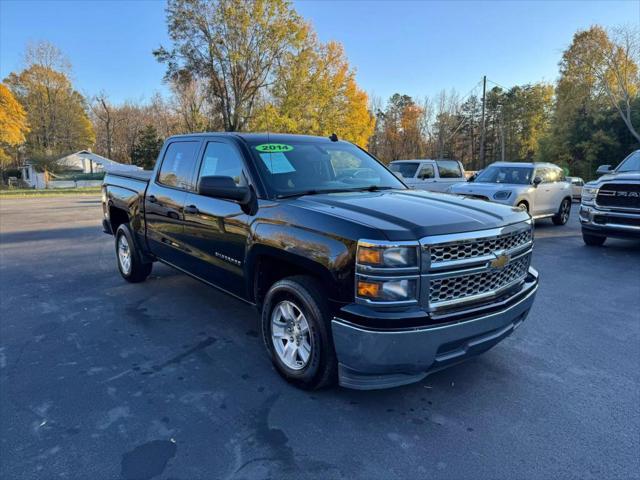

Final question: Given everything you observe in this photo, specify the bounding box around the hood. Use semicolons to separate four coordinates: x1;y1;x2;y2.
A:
451;182;526;196
287;189;529;241
595;171;640;184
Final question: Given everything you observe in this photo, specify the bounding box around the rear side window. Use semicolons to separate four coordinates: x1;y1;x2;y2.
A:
199;142;246;186
436;160;463;178
389;162;419;178
158;141;200;190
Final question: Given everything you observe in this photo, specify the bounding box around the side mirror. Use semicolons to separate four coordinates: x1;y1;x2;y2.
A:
467;174;476;182
596;164;612;175
533;176;542;187
199;175;251;204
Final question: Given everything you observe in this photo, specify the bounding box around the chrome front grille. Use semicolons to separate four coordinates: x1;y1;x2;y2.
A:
429;253;531;305
428;229;532;265
420;221;534;311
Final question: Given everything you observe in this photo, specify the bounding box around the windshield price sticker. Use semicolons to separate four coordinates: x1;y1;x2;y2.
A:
255;144;294;153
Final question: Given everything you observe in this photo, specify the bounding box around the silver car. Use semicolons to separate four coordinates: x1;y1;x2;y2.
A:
449;162;573;225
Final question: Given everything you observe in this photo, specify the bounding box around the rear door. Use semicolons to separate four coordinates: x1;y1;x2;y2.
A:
145;140;201;267
435;160;465;192
181;140;252;297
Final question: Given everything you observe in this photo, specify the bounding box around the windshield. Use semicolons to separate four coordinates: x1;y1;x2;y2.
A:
474;165;533;185
617;150;640;172
389;162;420;178
249;141;406;197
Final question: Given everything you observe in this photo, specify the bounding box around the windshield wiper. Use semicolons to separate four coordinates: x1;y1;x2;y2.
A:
355;185;394;192
275;186;394;199
276;189;347;199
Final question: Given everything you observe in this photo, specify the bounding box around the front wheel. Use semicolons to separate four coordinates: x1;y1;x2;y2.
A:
261;275;337;390
115;224;152;283
517;201;529;213
582;232;606;247
552;198;571;225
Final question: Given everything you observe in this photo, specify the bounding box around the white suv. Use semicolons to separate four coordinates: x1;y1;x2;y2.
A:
449;162;573;225
389;159;466;192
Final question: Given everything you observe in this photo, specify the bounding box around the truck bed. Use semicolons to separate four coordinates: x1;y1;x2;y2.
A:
106;169;152;182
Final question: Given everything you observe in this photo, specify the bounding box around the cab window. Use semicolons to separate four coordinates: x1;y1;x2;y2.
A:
436;160;463;178
198;142;246;186
157;141;200;190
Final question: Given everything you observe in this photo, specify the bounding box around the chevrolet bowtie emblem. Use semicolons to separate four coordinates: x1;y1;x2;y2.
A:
490;252;510;270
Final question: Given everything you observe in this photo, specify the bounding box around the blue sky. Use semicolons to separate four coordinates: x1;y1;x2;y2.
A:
1;0;638;104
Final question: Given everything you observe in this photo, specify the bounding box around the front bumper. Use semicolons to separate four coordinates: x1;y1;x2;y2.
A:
579;205;640;238
331;268;538;390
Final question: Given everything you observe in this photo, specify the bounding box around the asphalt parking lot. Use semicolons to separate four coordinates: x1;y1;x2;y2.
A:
1;196;639;480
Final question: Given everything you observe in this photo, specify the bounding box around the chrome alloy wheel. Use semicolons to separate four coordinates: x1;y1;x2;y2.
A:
560;200;570;223
270;300;312;370
117;234;132;275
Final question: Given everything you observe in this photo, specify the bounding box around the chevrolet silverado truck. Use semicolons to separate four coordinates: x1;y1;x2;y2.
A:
580;149;640;246
101;133;538;390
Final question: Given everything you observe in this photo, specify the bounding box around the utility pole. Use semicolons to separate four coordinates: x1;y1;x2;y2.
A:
479;75;487;168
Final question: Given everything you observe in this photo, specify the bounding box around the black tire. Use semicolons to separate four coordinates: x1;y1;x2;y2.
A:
261;275;337;390
552;198;571;225
115;224;152;283
517;201;529;213
582;231;606;247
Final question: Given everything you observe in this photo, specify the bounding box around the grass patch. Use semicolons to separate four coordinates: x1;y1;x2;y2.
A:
0;187;101;197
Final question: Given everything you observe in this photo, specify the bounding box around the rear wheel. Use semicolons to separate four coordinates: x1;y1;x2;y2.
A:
115;224;152;282
261;275;337;389
552;198;571;225
582;232;606;247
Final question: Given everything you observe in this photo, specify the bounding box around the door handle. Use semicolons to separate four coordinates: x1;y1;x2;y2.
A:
184;205;199;214
148;195;157;203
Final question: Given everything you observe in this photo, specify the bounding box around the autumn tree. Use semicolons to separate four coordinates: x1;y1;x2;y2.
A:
251;39;374;146
0;83;29;169
369;94;429;162
543;26;640;177
4;42;94;160
155;0;307;131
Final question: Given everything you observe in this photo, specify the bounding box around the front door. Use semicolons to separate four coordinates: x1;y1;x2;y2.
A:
181;140;252;297
415;163;437;191
145;140;201;267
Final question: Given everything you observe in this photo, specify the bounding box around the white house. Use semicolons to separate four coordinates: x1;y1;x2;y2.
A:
20;150;141;189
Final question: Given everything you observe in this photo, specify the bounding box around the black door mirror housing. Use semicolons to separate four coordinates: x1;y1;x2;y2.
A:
533;176;542;187
199;176;251;204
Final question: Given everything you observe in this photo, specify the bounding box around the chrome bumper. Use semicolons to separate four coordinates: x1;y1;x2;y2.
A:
579;205;640;235
332;268;538;390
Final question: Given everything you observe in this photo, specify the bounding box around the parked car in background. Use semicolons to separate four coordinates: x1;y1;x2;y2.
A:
566;176;584;200
448;161;573;225
579;150;640;246
101;133;538;390
389;159;466;192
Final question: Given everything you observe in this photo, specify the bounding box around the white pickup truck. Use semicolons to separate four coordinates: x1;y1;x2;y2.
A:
389;159;466;192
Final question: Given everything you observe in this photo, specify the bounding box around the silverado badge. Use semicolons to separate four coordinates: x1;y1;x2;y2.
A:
490;252;510;270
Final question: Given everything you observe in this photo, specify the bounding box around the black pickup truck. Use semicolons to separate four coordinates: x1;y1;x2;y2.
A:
102;133;538;390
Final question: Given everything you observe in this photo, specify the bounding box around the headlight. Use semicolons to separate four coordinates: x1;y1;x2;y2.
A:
357;243;418;268
581;186;599;205
355;240;419;304
493;190;512;200
356;278;418;302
